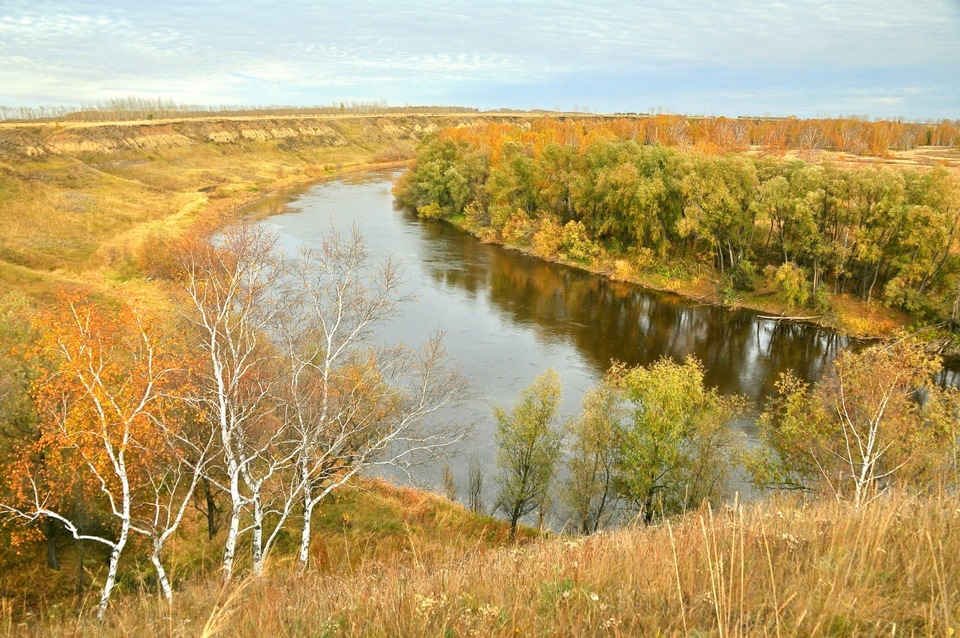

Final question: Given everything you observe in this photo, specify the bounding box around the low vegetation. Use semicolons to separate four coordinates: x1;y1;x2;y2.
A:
4;490;957;636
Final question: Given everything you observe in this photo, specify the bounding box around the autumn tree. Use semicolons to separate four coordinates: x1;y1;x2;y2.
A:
612;358;746;523
0;293;193;619
494;369;564;539
751;340;957;505
175;225;297;579
177;223;466;574
280;229;465;567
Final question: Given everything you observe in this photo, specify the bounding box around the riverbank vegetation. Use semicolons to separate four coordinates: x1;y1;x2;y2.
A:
394;119;960;337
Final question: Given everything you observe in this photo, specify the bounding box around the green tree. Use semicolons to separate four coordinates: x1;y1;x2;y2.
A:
563;378;623;534
612;358;746;523
751;340;957;505
680;155;758;275
494;369;564;539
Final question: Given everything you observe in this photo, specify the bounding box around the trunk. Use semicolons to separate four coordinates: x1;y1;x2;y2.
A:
95;522;128;622
508;502;523;541
204;478;219;541
221;474;243;581
297;462;314;569
866;260;883;305
251;494;264;575
151;546;172;600
298;500;315;569
45;518;59;570
75;539;85;598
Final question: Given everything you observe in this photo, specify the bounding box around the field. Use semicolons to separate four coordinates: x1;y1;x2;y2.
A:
4;488;956;637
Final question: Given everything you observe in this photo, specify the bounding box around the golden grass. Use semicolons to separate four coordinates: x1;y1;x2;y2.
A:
5;489;958;637
0;115;438;304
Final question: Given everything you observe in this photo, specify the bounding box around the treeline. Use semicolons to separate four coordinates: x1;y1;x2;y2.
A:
439;116;959;156
0;98;479;123
395;125;960;323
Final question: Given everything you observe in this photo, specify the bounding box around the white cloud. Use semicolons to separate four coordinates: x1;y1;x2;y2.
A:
0;0;957;117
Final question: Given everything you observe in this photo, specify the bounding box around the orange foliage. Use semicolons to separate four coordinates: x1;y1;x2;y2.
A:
438;114;958;167
19;292;188;509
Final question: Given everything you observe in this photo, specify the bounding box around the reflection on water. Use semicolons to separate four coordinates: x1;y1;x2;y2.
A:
418;215;851;404
249;170;871;491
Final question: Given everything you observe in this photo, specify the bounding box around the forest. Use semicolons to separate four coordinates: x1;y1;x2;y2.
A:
395;119;960;331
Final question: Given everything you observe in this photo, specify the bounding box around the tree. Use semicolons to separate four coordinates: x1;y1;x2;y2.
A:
177;223;466;574
174;225;296;579
612;358;746;523
563;378;623;534
751;340;956;506
1;293;193;619
494;369;564;539
276;225;465;569
467;453;484;513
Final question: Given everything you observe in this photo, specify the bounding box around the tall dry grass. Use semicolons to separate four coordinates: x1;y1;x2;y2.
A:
5;489;957;637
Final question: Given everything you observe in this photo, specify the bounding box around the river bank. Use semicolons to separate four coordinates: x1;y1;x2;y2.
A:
437;214;912;341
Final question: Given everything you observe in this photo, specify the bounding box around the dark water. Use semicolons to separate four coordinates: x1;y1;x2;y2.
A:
247;170;858;493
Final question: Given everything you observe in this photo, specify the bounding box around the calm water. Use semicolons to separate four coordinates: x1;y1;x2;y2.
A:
247;170;857;494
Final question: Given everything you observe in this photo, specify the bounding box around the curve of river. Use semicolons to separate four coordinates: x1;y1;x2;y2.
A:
245;169;950;496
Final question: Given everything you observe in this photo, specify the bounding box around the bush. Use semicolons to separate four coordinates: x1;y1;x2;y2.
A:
769;262;810;311
531;217;563;258
559;221;600;263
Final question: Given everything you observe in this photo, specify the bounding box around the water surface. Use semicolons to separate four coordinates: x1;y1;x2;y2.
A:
248;170;857;494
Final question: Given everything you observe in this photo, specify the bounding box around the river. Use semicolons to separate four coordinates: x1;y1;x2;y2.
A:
246;169;863;497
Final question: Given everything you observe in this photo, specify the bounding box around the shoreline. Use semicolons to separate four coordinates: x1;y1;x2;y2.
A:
216;164;956;355
434;217;924;344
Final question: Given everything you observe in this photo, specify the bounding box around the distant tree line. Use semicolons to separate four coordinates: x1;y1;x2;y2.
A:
395;125;960;324
0;98;479;123
2;104;957;154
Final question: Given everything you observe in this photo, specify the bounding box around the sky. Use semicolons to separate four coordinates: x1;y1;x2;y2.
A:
1;0;959;120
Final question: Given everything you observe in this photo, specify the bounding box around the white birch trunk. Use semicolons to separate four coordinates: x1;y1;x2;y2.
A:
96;520;129;622
151;548;172;600
251;494;264;575
221;473;243;581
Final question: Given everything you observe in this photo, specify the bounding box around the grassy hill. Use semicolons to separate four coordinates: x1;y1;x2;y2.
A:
0;113;539;303
5;489;957;636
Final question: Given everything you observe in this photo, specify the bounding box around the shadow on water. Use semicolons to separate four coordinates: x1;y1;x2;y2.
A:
411;206;853;408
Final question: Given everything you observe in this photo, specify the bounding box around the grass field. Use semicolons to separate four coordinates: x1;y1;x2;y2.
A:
4;488;956;637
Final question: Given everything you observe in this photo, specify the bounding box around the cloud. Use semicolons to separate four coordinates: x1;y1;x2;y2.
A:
1;0;958;117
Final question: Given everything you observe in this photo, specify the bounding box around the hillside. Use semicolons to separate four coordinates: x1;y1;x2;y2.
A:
0;113;532;301
6;490;957;636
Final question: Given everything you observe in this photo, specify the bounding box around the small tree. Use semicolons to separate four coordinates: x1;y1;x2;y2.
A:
612;358;746;523
751;340;956;506
494;369;563;539
563;378;623;534
467;454;484;513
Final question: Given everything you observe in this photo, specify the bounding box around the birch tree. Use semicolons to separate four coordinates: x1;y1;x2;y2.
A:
175;225;298;578
279;225;465;568
0;293;189;619
752;340;955;505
